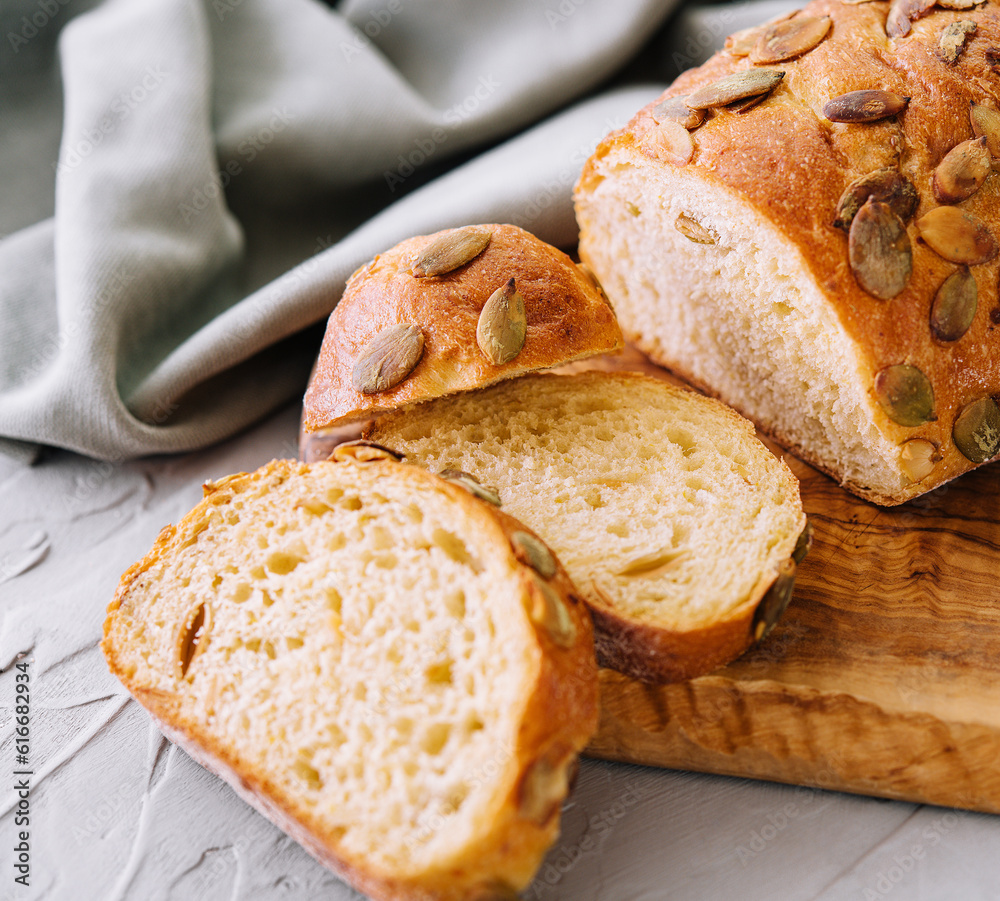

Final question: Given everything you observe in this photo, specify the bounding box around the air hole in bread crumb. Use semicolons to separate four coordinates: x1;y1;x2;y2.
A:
256;534;269;549
286;636;304;650
583;487;606;509
431;528;480;571
293;757;323;790
422;723;450;755
232;582;252;603
426;660;453;685
261;589;275;607
267;550;304;574
374;553;398;570
342;496;363;511
327;533;347;551
606;522;630;538
445;589;466;619
249;565;266;580
405;503;423;523
394;717;415;738
325;586;342;613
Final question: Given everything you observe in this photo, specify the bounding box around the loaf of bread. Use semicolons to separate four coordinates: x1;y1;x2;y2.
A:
575;0;1000;505
102;456;598;901
302;223;622;445
367;372;809;683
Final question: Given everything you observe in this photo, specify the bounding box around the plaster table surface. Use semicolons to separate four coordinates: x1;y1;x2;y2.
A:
2;400;999;901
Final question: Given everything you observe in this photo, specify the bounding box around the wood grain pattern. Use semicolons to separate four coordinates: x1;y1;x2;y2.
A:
585;348;1000;814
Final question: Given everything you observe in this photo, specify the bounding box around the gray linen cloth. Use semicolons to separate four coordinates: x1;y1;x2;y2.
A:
0;0;791;463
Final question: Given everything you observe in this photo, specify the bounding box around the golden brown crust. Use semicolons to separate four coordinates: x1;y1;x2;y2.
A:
103;458;598;901
302;224;623;432
576;0;1000;504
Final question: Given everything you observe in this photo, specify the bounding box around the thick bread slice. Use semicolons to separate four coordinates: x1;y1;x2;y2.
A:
102;458;597;901
301;223;623;441
574;0;1000;505
366;372;807;683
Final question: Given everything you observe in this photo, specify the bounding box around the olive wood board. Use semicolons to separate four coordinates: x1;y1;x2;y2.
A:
582;348;1000;815
299;346;1000;814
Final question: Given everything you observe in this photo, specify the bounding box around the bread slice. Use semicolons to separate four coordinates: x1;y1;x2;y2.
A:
366;372;808;683
301;223;623;454
102;457;597;901
574;0;1000;505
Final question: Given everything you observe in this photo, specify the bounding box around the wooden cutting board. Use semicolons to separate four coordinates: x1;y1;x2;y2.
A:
585;349;1000;815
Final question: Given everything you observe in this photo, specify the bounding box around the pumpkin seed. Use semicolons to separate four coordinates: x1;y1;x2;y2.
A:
938;19;977;64
685;69;785;109
751;15;832;64
970;102;1000;157
510;531;557;579
833;168;918;231
176;602;212;680
823;90;910;123
725;22;771;56
874;364;936;427
916;207;998;265
953;397;1000;463
526;578;576;648
899;438;941;483
792;521;813;565
331;440;403;463
752;559;796;642
886;0;935;38
848;199;912;300
930;267;977;341
650;95;706;130
617;548;687;577
640;120;695;166
933;137;990;203
937;0;981;8
477;278;526;365
727;93;768;114
439;469;502;507
351;323;424;395
675;213;718;244
410;225;492;278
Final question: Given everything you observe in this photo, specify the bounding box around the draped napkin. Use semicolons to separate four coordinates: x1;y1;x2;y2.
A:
0;0;794;463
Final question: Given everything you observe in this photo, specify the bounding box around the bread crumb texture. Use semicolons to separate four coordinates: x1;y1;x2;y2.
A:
105;460;543;879
369;372;804;631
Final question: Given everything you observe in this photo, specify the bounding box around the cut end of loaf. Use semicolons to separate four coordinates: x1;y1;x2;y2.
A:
367;371;807;683
103;459;597;899
576;147;917;503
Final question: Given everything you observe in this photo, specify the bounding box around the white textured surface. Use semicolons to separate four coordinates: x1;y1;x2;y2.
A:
2;402;1000;901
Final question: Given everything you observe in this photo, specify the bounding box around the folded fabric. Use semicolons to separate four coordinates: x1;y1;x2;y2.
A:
0;0;785;462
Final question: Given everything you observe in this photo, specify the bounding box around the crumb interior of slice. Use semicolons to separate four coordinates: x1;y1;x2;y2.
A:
114;465;533;874
577;152;906;498
372;375;802;628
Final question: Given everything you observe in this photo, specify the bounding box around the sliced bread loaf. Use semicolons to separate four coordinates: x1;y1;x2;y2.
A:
366;371;809;683
102;457;597;901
